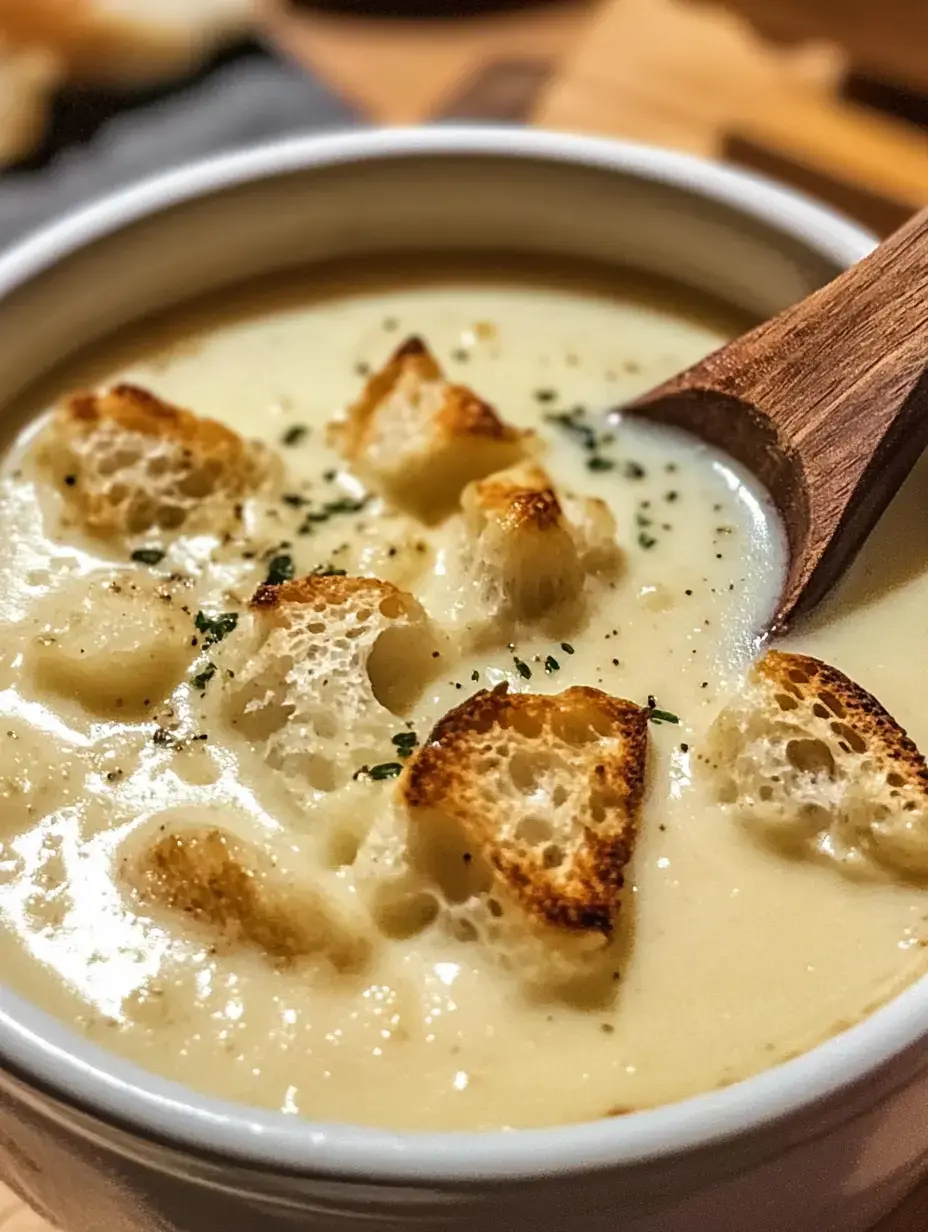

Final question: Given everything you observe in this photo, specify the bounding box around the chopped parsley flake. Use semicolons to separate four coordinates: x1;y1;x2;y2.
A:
514;657;532;680
281;425;309;447
638;532;657;550
130;548;165;565
191;662;217;692
392;732;419;758
545;410;598;451
647;696;680;725
310;565;347;577
471;669;480;681
367;762;403;781
623;460;647;480
194;611;239;648
324;496;368;515
560;642;575;655
282;493;308;508
544;655;560;674
534;388;559;403
264;554;295;586
587;456;614;472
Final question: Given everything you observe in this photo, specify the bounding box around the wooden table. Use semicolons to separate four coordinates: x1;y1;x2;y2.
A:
2;1;928;1227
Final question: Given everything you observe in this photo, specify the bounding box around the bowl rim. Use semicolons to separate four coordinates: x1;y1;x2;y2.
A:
0;124;904;1184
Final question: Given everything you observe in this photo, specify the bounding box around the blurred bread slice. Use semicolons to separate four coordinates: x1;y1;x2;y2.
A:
0;38;60;166
0;0;256;87
128;821;372;971
706;649;928;879
328;336;532;524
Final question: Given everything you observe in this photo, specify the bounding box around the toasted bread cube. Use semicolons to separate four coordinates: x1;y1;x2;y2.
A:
28;575;197;718
707;650;928;878
399;684;647;984
128;823;371;971
42;383;276;538
460;463;622;629
225;575;443;793
328;337;531;523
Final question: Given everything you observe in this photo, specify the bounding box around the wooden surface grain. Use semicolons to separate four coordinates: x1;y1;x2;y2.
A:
3;1;928;1228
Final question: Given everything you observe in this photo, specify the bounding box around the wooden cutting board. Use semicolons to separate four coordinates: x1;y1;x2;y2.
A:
3;2;928;1228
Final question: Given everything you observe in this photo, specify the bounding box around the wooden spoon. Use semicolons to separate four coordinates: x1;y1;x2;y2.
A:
627;204;928;632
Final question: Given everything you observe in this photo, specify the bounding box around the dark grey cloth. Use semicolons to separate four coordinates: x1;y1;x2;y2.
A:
0;50;359;251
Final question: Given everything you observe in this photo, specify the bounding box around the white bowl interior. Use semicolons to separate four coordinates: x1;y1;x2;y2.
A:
0;137;862;412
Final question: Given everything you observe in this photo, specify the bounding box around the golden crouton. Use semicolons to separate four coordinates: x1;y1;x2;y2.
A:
706;650;928;879
402;684;648;937
328;337;531;523
44;383;275;538
460;462;622;630
224;575;444;793
130;825;370;971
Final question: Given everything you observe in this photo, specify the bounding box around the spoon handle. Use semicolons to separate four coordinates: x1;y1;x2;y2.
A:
633;205;928;629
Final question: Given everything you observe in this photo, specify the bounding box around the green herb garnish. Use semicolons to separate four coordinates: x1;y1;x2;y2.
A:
131;548;165;565
587;456;615;472
194;611;239;648
310;565;347;577
264;554;295;586
635;512;652;528
545;410;598;452
560;642;575;655
392;732;419;758
646;695;680;725
471;669;480;681
281;425;309;447
544;655;560;674
367;762;404;781
637;532;657;550
623;460;647;480
191;663;217;692
324;497;368;516
514;657;532;680
282;493;309;508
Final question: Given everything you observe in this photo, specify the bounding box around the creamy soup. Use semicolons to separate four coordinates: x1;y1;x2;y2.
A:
0;258;926;1131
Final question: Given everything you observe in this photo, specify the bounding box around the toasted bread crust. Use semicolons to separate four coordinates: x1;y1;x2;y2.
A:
470;464;564;532
251;574;417;617
132;827;369;970
332;336;525;459
402;684;648;934
65;383;248;457
50;383;272;537
757;651;928;788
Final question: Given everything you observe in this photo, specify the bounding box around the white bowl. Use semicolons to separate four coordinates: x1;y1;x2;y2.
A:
0;127;921;1232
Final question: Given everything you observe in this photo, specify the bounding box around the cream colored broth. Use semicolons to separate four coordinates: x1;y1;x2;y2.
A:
0;260;926;1130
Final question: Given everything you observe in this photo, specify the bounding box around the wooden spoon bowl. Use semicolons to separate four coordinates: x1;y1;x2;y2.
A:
629;204;928;631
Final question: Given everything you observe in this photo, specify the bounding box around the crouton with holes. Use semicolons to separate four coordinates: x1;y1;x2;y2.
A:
328;337;532;523
459;462;622;631
42;383;277;538
224;575;444;794
127;823;371;971
706;650;928;878
28;574;197;718
398;684;647;987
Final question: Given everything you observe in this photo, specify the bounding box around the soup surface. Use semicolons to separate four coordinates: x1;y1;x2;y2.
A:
1;259;926;1130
